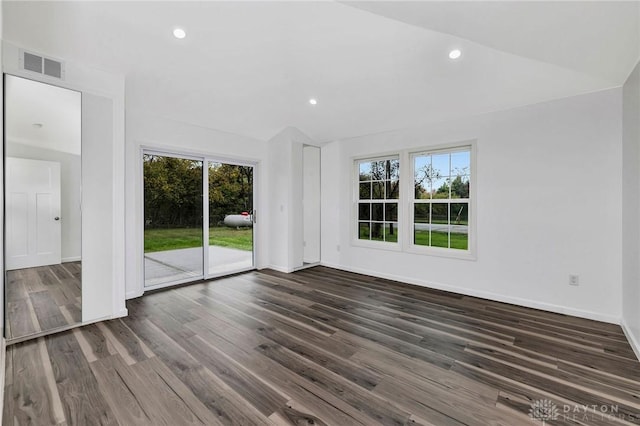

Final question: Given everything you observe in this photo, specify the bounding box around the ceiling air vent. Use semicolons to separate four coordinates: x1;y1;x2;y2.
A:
19;50;65;80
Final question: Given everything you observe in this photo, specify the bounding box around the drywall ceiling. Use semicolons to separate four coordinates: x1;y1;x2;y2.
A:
5;74;81;156
344;1;640;85
2;1;638;143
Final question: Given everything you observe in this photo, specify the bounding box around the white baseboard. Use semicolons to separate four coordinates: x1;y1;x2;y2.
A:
320;262;620;325
113;308;128;319
62;256;81;263
126;290;144;300
265;264;295;273
621;321;640;362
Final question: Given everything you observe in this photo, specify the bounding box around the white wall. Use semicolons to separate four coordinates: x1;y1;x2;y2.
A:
82;93;119;320
7;141;81;261
124;111;269;299
266;127;318;272
322;88;623;323
3;41;127;323
267;128;294;272
622;61;640;358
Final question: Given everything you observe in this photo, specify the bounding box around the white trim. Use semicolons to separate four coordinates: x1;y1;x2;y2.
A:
265;264;295;273
351;237;402;252
621;321;640;362
203;163;210;277
4;41;127;327
404;246;476;261
350;140;477;260
140;143;259;168
320;262;621;324
139;147;260;293
0;336;5;422
407;140;477;259
208;266;255;279
126;290;144;299
137;146;145;297
294;262;321;271
204;161;257;279
6;311;127;345
352;155;402;247
62;256;81;263
144;275;205;292
113;308;128;318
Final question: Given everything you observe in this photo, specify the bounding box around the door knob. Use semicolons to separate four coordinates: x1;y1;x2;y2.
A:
54;217;60;221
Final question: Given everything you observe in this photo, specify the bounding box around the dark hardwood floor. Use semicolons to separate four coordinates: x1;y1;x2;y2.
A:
5;262;82;341
4;266;640;425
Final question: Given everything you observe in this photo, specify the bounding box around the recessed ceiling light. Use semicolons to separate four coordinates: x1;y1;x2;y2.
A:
173;28;186;39
32;123;43;128
449;49;462;60
309;98;318;105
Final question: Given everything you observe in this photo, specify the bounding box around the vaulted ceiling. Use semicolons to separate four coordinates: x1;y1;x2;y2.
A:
3;1;639;143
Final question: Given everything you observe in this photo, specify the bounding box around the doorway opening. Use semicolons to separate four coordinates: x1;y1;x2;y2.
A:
143;151;255;289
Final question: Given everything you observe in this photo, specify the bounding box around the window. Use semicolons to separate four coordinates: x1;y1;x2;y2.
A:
353;142;474;257
411;147;471;251
357;157;399;243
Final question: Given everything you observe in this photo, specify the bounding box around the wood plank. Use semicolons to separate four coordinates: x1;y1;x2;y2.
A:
5;270;28;301
184;330;374;426
178;334;289;417
98;319;154;365
122;318;275;425
22;267;47;293
255;325;382;390
73;324;116;362
91;354;216;426
132;356;225;425
7;299;39;339
257;342;412;426
5;339;65;425
45;330;118;425
7;263;82;342
30;290;69;331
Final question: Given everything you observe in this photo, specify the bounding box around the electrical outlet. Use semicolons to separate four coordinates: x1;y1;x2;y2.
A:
336;245;340;252
569;274;579;286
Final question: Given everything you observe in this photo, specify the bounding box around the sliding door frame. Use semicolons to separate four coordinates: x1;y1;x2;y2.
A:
140;147;258;291
204;158;256;280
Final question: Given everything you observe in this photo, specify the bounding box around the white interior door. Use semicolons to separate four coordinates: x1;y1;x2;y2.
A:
6;157;62;270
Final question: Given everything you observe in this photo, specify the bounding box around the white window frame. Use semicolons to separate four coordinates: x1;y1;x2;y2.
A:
406;141;476;260
352;154;402;251
351;140;476;260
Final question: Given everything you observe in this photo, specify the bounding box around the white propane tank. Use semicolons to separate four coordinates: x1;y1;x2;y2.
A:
223;212;253;228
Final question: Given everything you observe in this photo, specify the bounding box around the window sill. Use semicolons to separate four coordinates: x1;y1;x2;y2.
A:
351;239;403;252
406;245;477;261
350;239;477;260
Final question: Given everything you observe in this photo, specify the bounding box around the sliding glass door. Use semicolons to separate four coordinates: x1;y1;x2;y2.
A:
143;153;204;287
143;151;256;288
207;162;254;276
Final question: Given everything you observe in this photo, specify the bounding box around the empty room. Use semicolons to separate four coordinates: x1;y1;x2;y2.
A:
1;1;640;425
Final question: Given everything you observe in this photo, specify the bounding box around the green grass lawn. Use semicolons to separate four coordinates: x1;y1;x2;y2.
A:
414;230;468;250
144;227;253;253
